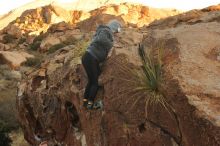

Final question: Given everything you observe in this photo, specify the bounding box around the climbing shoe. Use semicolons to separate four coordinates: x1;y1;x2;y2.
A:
86;101;94;110
83;99;88;107
93;100;103;110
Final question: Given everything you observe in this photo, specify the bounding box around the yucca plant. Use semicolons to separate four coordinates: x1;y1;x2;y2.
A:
138;43;163;93
137;43;170;112
112;42;169;113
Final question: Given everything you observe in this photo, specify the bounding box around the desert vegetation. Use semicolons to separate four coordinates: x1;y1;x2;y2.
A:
0;120;12;146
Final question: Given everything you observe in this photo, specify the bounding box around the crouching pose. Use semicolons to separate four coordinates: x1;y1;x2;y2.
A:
81;20;121;109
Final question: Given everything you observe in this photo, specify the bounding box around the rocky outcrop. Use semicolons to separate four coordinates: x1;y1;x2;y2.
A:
76;3;180;31
0;5;76;53
37;28;86;52
17;28;152;146
17;5;220;146
148;4;220;30
0;2;180;55
47;22;75;33
202;4;220;12
2;5;72;36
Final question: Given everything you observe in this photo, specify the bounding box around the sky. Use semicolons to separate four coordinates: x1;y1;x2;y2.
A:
0;0;219;15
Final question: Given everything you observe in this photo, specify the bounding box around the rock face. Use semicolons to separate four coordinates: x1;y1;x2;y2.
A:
17;28;157;146
2;5;72;36
141;16;220;146
0;2;215;146
17;7;220;146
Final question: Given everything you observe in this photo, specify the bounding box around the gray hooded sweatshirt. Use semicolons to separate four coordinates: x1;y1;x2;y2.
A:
87;25;114;62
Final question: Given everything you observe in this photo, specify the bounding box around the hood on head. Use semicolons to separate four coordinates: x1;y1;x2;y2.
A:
107;20;121;33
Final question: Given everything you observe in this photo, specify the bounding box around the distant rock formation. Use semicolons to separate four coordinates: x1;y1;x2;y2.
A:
76;3;179;31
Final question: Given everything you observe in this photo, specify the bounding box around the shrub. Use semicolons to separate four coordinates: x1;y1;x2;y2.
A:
138;44;163;93
47;39;89;55
47;43;66;54
24;57;41;67
29;41;41;51
136;43;168;110
29;33;48;51
63;37;77;46
33;33;47;43
3;34;16;44
18;38;26;44
0;120;12;146
74;40;89;57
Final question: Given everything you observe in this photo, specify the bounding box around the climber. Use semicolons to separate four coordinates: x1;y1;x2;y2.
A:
81;19;121;109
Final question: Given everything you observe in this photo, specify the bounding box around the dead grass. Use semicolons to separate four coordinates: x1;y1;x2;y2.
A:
9;129;29;146
0;88;19;129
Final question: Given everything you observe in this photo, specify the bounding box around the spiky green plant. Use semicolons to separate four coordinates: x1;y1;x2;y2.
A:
138;43;163;93
111;43;170;113
137;43;170;112
24;57;41;67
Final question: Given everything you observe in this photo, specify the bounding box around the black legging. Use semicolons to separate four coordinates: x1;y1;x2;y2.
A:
82;51;101;102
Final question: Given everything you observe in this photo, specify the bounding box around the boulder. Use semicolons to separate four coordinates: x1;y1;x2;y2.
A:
47;22;75;33
40;35;61;52
38;29;85;52
141;12;220;146
0;51;34;69
72;10;91;24
14;3;220;146
17;28;149;146
202;4;220;12
0;43;10;51
3;24;22;38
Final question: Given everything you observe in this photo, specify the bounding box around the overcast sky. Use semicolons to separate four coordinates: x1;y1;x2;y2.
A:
0;0;219;15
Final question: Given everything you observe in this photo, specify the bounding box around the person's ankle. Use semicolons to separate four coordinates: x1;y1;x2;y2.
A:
87;101;94;109
87;101;93;105
83;99;88;107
